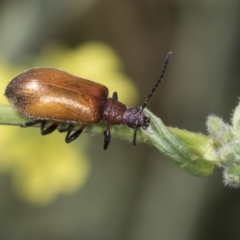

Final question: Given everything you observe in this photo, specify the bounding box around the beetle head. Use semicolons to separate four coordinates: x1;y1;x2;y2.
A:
123;107;150;129
125;52;172;146
123;107;150;145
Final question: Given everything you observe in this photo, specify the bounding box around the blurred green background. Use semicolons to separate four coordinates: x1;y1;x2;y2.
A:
0;1;240;239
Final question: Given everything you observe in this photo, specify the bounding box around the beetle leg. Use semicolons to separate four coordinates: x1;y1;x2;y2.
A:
58;124;73;133
21;120;59;135
20;120;42;128
64;124;87;143
58;124;74;141
59;124;74;135
112;92;118;100
103;123;111;150
40;121;59;135
132;128;138;146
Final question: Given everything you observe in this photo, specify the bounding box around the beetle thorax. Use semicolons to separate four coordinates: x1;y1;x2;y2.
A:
123;107;150;129
102;98;127;125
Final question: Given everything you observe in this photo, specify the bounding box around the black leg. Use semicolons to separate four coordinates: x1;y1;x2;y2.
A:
58;124;73;133
112;92;118;100
59;124;74;140
103;123;111;150
62;124;87;143
21;120;59;136
133;128;138;146
20;120;42;128
40;122;59;135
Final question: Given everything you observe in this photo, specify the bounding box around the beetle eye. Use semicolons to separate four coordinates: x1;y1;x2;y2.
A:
131;108;139;114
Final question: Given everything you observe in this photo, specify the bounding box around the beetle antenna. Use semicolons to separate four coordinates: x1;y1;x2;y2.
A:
141;52;172;111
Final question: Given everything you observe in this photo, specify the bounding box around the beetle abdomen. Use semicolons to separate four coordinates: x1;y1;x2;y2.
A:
5;67;109;123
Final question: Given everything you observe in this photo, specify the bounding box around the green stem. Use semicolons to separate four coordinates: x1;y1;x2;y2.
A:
0;104;216;176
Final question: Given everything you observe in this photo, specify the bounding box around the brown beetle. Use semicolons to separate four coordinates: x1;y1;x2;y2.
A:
5;52;172;149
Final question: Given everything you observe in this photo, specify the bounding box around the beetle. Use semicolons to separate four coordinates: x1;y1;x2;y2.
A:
5;52;172;150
